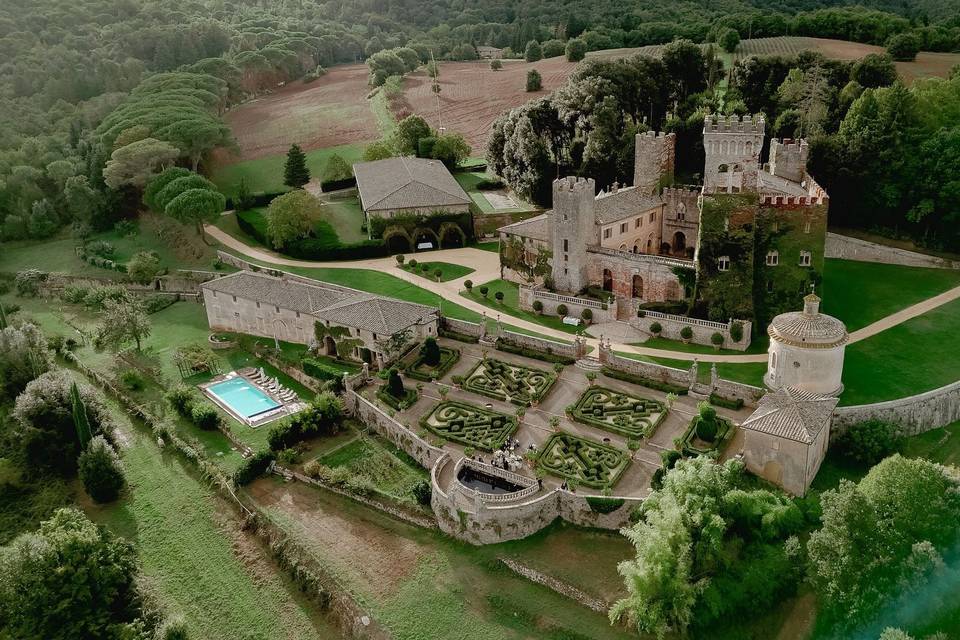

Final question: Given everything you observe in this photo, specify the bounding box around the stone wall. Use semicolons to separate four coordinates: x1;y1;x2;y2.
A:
520;286;617;324
603;350;694;388
585;249;685;303
711;376;766;404
629;311;752;352
346;388;445;468
832;380;960;437
633;131;675;195
825;233;960;269
499;329;579;359
440;316;484;338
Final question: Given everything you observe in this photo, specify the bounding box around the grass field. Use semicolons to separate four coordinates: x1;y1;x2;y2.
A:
211;142;367;194
85;399;337;640
400;260;474;282
453;171;534;214
474;241;500;252
320;193;367;243
821;258;960;331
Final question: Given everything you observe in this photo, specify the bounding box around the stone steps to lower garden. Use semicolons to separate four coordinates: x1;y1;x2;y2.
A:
574;357;603;372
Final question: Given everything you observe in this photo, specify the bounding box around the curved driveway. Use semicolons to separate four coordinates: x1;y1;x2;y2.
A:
205;225;960;364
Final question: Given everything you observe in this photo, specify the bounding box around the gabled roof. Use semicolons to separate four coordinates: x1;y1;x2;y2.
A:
741;387;839;444
201;270;438;335
594;187;663;224
497;213;550;241
200;271;350;314
316;296;437;335
352;156;470;212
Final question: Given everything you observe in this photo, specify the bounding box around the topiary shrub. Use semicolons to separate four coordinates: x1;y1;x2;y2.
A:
395;254;405;265
696;417;718;442
532;299;543;314
78;436;125;503
408;258;418;269
464;279;473;291
730;321;744;343
494;291;504;302
387;367;404;398
581;308;593;323
557;303;568;317
650;321;662;334
479;285;489;297
420;337;441;366
433;268;442;280
680;326;693;341
711;332;724;347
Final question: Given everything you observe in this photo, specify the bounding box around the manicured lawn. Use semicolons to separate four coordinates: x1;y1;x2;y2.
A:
473;241;500;252
319;193;366;243
639;334;768;355
821;258;960;331
461;279;584;335
211;142;367;194
616;351;767;388
902;420;960;467
453;171;535;214
400;261;474;282
85;401;336;640
839;297;960;405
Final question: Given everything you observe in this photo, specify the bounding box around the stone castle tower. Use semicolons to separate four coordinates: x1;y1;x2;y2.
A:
634;131;676;195
768;138;808;184
702;115;765;193
551;176;595;293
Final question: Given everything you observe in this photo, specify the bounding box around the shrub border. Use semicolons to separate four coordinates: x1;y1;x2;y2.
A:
419;400;518;452
536;432;630;490
569;386;666;439
462;358;557;406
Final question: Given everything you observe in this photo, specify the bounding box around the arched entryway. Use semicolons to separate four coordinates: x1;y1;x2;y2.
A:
632;275;643;299
672;232;686;255
602;268;613;292
632;244;639;253
323;336;337;357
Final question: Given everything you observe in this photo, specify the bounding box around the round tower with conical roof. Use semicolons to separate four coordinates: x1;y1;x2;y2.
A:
764;291;848;396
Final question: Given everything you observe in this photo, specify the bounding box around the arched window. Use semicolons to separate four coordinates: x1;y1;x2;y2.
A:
717;163;729;173
632;275;643;299
672;232;686;254
602;269;613;291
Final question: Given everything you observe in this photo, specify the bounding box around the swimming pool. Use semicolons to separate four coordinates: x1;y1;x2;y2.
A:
206;376;280;420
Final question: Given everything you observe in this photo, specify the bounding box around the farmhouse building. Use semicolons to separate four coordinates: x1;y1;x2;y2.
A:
476;45;503;59
200;270;439;369
740;386;838;496
498;116;830;335
353;156;471;224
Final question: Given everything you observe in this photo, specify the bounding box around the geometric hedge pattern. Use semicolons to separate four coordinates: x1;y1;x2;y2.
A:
405;346;460;382
421;400;518;451
537;433;630;489
463;358;556;406
571;386;665;439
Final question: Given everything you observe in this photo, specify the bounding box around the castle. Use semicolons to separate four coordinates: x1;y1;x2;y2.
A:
498;115;830;337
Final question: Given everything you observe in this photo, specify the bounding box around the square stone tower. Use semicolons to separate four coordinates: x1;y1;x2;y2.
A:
551;176;595;294
768;138;809;184
702;115;765;194
634;131;676;195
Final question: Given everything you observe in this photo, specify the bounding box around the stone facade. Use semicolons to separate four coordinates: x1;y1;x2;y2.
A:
703;114;764;194
832;379;960;437
586;250;686;309
825;232;960;269
550;177;596;293
634;131;675;195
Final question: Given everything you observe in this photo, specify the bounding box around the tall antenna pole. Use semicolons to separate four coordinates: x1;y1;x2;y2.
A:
430;50;444;134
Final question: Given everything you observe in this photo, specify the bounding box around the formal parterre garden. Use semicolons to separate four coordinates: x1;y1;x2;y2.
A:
462;357;556;406
680;404;736;457
421;400;518;451
570;386;666;439
536;433;631;490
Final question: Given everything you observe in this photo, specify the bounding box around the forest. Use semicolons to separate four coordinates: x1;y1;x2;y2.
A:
0;0;959;252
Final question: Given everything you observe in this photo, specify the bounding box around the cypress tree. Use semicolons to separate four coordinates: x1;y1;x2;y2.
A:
0;302;7;330
283;144;311;189
387;368;404;398
71;382;93;450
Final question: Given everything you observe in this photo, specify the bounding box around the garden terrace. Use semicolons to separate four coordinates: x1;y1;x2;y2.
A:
376;384;419;411
421;400;518;451
537;433;631;490
402;344;460;382
570;386;666;439
463;358;557;406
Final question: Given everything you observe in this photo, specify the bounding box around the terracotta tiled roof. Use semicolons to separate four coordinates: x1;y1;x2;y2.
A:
741;387;838;444
594;187;663;224
352;156;470;213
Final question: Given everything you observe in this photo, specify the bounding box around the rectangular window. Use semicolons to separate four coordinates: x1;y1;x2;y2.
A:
649;212;655;223
620;222;627;233
604;228;611;239
804;219;812;233
766;251;779;266
564;254;568;262
771;221;779;232
295;312;300;318
563;239;568;252
211;291;217;298
232;295;237;302
275;306;280;313
255;302;260;308
717;256;731;272
799;250;812;267
635;218;641;228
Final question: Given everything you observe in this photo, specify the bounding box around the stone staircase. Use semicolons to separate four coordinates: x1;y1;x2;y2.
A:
575;357;603;372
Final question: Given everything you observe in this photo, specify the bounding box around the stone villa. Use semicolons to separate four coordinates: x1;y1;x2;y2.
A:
353;156;471;224
200;270;439;368
498;115;830;332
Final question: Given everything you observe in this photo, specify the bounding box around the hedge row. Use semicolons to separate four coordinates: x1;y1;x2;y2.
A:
404;347;460;382
709;393;745;410
600;367;689;395
234;450;275;486
438;327;479;343
376;386;418;410
585;496;626;514
320;176;356;192
495;339;575;365
236;208;389;261
224;191;285;211
302;357;348;381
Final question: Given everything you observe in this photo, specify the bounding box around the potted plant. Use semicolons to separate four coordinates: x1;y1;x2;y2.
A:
549;416;561;432
710;332;724;350
395;254;405;267
581;308;593;325
730;321;744;343
680;326;693;344
557;303;568;318
494;291;504;303
650;321;662;336
464;279;473;292
585;371;597;386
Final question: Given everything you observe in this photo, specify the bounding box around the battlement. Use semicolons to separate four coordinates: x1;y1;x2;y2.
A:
769;138;809;183
760;194;829;207
553;176;595;194
771;138;808;152
661;186;700;197
703;114;766;134
638;130;676;140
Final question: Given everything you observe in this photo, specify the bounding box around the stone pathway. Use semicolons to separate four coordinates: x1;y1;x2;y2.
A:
205;225;960;364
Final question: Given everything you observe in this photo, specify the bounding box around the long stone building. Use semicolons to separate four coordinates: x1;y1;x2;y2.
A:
200;270;439;369
498;116;830;331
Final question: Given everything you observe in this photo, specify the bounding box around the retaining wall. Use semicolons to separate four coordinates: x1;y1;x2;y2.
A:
832;380;960;437
520;286;617;324
346;388;445;468
630;311;752;352
498;329;578;359
604;351;693;388
440;317;484;338
825;233;960;269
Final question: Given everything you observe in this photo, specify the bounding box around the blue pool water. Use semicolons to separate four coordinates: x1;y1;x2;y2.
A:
207;377;280;419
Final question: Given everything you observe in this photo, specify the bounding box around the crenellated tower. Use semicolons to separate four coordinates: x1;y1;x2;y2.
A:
633;131;676;195
702;114;765;194
551;176;595;294
768;138;809;184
